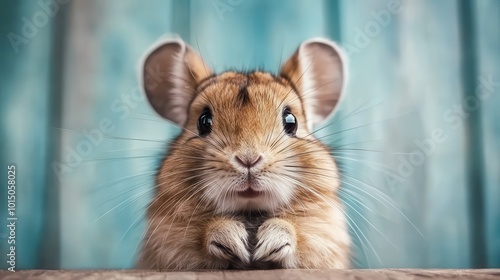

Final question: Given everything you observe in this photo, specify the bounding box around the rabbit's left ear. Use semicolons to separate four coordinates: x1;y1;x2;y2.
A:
281;38;346;130
141;38;212;126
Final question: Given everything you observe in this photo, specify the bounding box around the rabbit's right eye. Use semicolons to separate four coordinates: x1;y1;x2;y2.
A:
282;107;297;136
197;108;213;137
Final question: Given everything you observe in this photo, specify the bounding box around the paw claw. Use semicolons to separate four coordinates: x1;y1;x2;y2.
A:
253;219;296;267
206;220;250;265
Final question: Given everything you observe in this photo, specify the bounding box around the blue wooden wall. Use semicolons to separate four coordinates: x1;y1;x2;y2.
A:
0;0;499;269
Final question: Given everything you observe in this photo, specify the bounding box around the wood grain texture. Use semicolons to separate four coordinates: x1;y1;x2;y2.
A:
1;270;500;280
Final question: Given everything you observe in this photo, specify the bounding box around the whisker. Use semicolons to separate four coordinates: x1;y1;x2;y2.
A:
341;175;425;239
90;171;157;193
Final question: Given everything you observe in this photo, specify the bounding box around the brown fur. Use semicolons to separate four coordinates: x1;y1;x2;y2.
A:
138;38;350;269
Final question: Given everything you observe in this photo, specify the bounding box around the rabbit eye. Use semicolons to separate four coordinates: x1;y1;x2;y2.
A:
198;107;213;137
282;107;297;136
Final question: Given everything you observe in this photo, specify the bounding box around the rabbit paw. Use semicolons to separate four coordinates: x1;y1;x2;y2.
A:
206;219;250;266
253;218;297;268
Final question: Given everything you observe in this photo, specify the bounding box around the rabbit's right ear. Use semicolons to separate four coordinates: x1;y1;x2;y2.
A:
142;38;212;126
281;38;346;130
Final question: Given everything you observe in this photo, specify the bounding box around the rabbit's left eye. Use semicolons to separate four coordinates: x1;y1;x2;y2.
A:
198;107;213;137
282;107;297;136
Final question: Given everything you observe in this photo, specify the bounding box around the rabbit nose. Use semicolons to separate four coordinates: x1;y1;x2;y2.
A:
235;155;262;168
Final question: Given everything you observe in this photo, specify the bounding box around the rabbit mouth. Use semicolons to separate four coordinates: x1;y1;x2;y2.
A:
235;176;263;198
236;187;262;199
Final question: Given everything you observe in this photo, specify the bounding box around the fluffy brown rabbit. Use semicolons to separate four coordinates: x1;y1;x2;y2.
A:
137;37;350;269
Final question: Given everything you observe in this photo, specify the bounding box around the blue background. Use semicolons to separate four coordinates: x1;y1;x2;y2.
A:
0;0;499;269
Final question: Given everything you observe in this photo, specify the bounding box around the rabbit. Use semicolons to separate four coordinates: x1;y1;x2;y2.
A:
137;36;350;270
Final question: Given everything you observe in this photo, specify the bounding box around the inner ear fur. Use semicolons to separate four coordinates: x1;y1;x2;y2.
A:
142;38;212;126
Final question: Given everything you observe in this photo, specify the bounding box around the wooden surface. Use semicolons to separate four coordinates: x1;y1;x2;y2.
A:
1;270;500;280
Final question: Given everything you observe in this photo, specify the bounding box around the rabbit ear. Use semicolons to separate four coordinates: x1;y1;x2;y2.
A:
281;38;346;130
142;38;212;126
